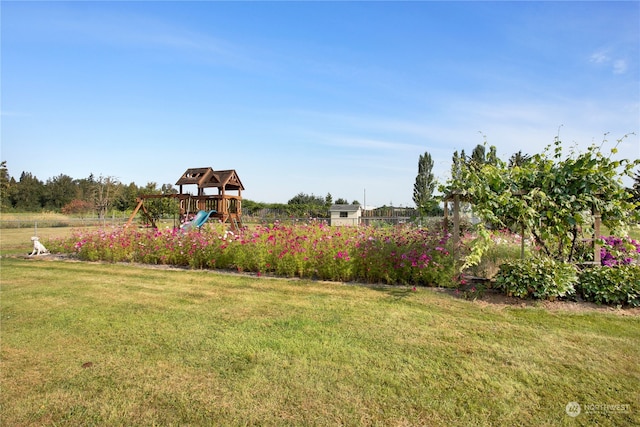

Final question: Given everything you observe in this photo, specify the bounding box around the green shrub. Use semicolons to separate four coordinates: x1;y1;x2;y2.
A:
461;227;535;279
495;256;577;300
578;265;640;307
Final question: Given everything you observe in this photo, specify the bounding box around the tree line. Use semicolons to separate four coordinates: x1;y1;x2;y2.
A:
0;164;149;217
3;138;638;222
0;161;360;219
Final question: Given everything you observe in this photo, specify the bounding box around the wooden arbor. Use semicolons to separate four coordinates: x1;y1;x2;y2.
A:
442;191;604;264
126;167;245;231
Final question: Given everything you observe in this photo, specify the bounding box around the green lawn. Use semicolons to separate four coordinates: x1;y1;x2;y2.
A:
1;257;638;426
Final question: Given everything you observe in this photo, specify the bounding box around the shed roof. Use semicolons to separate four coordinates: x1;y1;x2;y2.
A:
330;204;361;212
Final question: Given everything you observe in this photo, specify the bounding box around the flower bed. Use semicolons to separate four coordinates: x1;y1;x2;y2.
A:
47;221;457;287
600;236;640;266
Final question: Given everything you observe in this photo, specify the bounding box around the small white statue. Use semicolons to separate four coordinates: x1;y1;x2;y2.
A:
29;236;49;256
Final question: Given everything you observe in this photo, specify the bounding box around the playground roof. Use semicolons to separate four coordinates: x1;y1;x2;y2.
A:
176;167;245;191
175;167;214;187
206;169;245;191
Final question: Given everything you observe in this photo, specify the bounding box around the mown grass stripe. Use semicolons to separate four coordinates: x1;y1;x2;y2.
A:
1;257;638;426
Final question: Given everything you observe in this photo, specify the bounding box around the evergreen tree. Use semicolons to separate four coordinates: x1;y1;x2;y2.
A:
413;151;438;216
287;192;325;206
76;174;97;205
509;150;532;167
471;144;486;165
114;182;140;212
287;192;329;217
470;143;498;169
486;145;498;166
11;172;45;211
43;174;76;210
451;149;466;185
0;161;11;210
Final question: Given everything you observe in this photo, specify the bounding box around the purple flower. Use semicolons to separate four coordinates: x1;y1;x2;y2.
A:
600;236;640;266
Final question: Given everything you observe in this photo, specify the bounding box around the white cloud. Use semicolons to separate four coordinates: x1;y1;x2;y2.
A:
589;49;630;75
319;136;422;152
589;51;610;64
0;110;30;117
612;59;628;74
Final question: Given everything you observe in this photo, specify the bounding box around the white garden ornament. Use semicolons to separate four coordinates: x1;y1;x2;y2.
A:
29;236;49;256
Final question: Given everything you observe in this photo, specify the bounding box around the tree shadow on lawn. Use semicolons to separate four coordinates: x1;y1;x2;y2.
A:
13;255;640;316
369;285;418;300
432;286;640;316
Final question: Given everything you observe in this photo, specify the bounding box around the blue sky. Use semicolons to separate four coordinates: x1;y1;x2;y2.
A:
2;1;638;207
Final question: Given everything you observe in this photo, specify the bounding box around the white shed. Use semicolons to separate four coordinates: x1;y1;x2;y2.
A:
329;204;362;226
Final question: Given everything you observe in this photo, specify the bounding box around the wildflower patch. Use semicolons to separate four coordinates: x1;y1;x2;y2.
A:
47;221;458;287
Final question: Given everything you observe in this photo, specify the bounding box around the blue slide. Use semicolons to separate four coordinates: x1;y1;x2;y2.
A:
181;210;216;230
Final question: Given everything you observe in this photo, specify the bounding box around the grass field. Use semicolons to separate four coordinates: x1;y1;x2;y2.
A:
2;226;639;426
1;257;639;426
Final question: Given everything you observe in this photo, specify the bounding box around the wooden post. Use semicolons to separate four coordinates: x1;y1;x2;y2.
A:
594;209;601;265
443;201;449;233
521;223;525;259
453;194;460;259
512;190;528;260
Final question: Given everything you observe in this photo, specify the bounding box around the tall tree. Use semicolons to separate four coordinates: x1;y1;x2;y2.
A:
325;192;333;207
509;150;531;168
114;182;140;212
287;192;325;206
450;150;466;186
413;151;438;216
138;182;170;222
76;174;97;202
471;144;486;165
43;174;76;210
11;172;45;211
0;161;11;210
94;175;121;219
470;143;498;168
287;192;328;217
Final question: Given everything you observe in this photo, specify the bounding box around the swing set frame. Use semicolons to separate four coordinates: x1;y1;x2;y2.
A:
125;167;244;231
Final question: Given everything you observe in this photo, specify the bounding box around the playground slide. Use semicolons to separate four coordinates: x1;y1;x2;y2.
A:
181;210;216;230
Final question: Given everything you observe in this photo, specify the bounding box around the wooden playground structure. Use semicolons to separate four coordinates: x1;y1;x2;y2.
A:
125;167;245;231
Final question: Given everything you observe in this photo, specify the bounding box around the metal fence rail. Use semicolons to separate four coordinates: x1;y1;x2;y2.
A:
0;218;129;229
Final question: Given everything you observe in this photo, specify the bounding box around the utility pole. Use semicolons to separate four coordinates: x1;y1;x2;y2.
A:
362;188;366;226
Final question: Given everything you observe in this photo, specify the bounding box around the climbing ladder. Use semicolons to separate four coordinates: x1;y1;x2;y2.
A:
230;215;243;232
